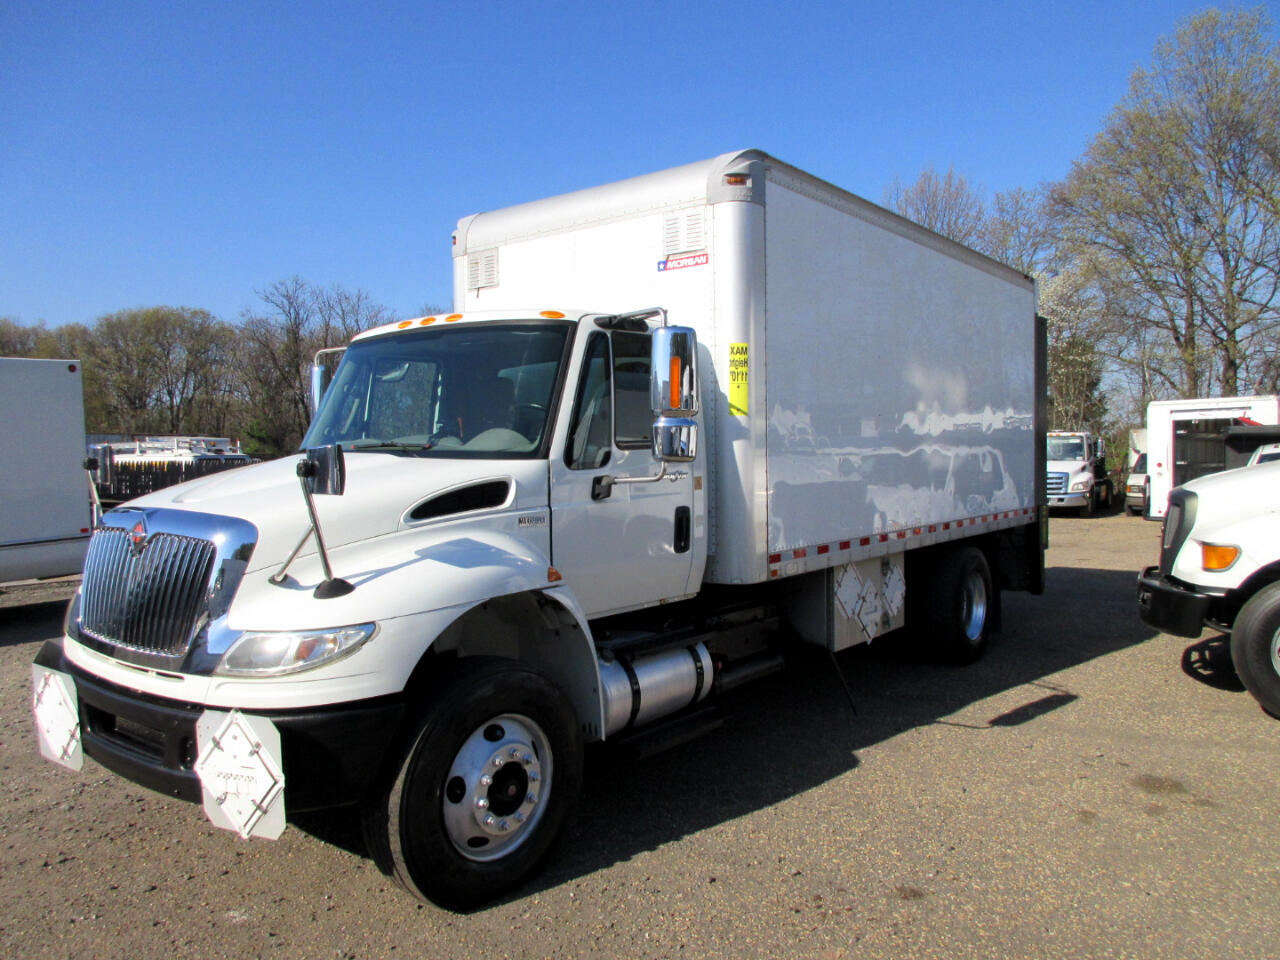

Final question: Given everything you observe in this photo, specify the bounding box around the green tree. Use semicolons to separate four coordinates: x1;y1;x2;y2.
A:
86;307;237;435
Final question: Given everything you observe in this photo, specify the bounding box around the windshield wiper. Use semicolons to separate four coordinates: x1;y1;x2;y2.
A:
348;440;435;453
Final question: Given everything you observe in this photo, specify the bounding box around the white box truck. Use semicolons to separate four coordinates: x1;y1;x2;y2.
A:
32;150;1045;909
1;358;93;583
1145;395;1280;519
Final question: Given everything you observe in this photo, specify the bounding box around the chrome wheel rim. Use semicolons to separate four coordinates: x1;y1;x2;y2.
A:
441;713;552;862
961;570;989;642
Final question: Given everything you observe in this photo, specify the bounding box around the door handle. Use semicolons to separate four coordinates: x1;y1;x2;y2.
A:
674;506;691;553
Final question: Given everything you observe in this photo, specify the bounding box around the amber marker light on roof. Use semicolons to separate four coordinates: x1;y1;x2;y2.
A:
1201;543;1241;571
724;174;749;186
419;317;436;325
540;310;566;319
397;321;413;329
445;314;463;322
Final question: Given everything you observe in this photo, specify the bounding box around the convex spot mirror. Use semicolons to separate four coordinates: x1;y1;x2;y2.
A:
299;444;346;497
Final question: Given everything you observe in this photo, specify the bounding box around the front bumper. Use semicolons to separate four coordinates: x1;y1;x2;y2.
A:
1049;492;1089;508
33;639;404;814
1136;566;1211;638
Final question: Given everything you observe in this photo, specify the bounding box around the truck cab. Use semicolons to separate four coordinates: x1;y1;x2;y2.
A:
1046;431;1113;517
1138;460;1280;717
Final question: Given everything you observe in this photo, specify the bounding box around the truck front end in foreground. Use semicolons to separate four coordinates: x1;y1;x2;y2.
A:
1137;460;1280;716
32;308;708;909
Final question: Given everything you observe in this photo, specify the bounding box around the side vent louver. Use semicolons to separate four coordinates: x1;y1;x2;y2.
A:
468;249;499;290
663;208;706;256
410;480;511;521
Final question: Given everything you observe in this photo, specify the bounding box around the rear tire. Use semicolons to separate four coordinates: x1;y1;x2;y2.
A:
922;546;994;665
1229;582;1280;718
362;658;583;909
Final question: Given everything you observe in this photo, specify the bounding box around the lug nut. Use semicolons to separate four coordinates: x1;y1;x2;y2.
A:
479;774;493;787
476;797;489;809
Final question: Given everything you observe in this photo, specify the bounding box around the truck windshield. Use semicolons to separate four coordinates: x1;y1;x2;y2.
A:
302;321;572;458
1047;437;1086;461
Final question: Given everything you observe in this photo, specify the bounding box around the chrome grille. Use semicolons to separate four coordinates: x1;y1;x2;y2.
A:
79;527;216;656
1046;472;1068;495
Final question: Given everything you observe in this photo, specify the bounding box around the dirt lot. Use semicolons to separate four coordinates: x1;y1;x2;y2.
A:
2;514;1276;960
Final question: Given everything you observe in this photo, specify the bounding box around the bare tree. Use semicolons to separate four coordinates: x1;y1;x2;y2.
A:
1052;7;1280;398
885;165;987;248
238;278;393;455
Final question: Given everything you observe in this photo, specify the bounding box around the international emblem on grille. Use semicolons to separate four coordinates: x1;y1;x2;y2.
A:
129;518;148;556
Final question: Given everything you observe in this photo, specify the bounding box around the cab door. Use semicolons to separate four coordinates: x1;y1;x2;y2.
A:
549;328;695;618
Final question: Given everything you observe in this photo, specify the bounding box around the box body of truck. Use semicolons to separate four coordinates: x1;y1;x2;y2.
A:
1145;395;1280;520
1;358;92;582
33;151;1044;910
454;149;1044;604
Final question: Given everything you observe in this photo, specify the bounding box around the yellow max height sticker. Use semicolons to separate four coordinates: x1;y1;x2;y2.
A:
729;342;749;416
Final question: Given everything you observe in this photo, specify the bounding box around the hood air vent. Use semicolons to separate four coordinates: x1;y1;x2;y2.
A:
409;480;511;521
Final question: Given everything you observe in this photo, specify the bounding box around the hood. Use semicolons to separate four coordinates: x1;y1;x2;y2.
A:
1047;459;1091;473
124;453;546;573
1180;459;1280;520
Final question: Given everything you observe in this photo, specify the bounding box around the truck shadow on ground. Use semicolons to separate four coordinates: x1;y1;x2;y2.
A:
1180;635;1245;691
292;564;1160;905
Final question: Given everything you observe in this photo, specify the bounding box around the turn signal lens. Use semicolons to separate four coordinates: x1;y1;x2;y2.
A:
1201;543;1241;571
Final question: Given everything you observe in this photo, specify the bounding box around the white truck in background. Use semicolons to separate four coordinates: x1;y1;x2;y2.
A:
32;150;1045;909
1;358;93;583
1144;395;1280;520
1125;428;1149;516
1045;430;1113;516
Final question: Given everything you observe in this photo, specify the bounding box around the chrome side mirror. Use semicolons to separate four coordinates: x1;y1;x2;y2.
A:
650;326;699;464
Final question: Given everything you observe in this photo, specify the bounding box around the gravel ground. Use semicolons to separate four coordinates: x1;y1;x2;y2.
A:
2;514;1276;959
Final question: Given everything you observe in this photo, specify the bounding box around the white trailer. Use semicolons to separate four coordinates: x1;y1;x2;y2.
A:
1145;395;1280;519
1;358;92;583
33;151;1044;910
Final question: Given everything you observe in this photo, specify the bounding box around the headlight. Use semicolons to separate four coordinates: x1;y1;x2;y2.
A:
1070;478;1092;492
216;623;377;676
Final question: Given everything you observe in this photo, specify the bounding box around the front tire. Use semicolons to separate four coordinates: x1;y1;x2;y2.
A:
363;658;583;909
1230;582;1280;718
922;546;994;665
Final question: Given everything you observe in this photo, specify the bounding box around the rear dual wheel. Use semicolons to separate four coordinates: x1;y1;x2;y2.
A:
919;546;994;665
363;658;583;910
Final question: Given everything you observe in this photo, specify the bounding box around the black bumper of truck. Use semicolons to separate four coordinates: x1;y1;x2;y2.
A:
35;639;405;812
1136;566;1213;638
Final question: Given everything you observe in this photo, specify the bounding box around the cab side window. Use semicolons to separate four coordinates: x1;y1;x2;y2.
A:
612;331;651;448
565;334;612;470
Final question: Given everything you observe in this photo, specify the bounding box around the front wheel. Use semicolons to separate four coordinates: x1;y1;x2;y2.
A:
363;658;583;909
1230;582;1280;718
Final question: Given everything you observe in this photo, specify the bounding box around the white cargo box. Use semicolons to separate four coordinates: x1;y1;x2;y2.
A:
0;358;91;581
455;150;1041;585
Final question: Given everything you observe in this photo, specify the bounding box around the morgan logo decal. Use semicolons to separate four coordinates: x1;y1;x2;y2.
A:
657;252;709;272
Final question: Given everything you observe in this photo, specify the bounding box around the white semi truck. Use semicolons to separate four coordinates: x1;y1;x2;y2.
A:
32;151;1046;909
1045;430;1113;516
1;358;93;583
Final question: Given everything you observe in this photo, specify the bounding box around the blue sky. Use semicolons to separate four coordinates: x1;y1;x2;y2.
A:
4;1;1276;328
